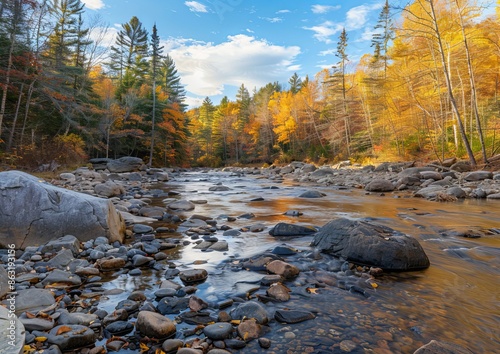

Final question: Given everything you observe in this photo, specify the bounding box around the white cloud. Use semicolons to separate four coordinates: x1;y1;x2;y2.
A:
311;5;340;14
303;21;343;44
185;1;209;13
319;49;335;56
277;9;291;14
89;26;118;49
81;0;105;10
261;17;283;23
346;4;383;30
164;34;301;97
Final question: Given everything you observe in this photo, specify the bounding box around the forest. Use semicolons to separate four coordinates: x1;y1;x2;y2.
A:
0;0;499;170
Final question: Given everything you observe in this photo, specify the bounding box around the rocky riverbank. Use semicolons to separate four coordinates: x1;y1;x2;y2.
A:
1;158;498;354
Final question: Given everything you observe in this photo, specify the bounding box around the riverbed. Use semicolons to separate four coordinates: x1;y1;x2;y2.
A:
98;169;500;353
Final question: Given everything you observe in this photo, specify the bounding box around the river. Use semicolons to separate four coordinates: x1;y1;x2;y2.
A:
99;170;500;353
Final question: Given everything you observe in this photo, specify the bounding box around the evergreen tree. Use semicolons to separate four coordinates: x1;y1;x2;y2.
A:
109;16;149;96
148;23;163;166
371;0;394;78
288;72;302;94
161;54;187;110
41;0;92;133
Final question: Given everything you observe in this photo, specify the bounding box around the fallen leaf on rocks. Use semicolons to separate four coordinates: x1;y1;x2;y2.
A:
56;326;73;335
306;287;319;294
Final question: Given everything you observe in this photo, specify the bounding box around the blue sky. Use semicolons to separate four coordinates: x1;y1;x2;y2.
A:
81;0;397;107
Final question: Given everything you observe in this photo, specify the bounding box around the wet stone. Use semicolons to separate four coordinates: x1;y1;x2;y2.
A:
41;269;82;287
299;190;325;198
57;309;98;326
271;245;298;255
19;312;55;331
97;257;126;270
4;288;55;315
132;254;154;266
157;296;189;315
266;260;300;279
266;282;291;302
237;318;262;341
269;223;316;237
162;339;184;353
179;269;208;284
274;309;316;324
259;337;272;349
155;288;177;298
203;322;234;340
102;308;128;326
105;321;134;336
261;274;283;286
136;310;176;339
45;325;96;351
115;299;140;314
340;340;357;352
230;301;269;325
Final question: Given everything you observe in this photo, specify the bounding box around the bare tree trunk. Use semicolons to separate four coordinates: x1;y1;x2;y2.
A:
428;0;476;167
19;80;35;147
6;83;24;151
454;0;488;163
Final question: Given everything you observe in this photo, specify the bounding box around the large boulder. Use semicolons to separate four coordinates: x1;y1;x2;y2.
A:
0;171;125;248
311;218;430;271
106;156;144;173
0;305;24;354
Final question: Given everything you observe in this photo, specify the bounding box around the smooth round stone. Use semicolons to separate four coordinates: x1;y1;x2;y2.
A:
162;339;184;353
179;269;208;284
136;311;176;339
105;321;134;335
259;337;272;349
94;236;109;245
133;224;154;234
89;250;105;260
154;252;168;261
143;244;159;254
128;291;146;302
203;322;233;340
177;349;203;354
230;301;269;325
31;254;43;261
132;255;153;267
155;288;177;299
115;299;139;314
129;269;142;276
46;325;96;351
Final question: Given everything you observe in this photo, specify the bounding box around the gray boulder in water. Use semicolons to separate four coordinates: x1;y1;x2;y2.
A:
0;171;125;248
311;218;430;271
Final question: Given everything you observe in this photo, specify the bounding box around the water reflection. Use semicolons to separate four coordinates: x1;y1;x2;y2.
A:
100;170;499;353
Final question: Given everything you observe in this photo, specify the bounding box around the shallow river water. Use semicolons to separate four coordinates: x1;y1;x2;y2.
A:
99;170;500;353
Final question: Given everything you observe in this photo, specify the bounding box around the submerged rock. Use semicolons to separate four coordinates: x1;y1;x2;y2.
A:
274;309;316;324
269;222;316;237
413;340;474;354
311;218;430;271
